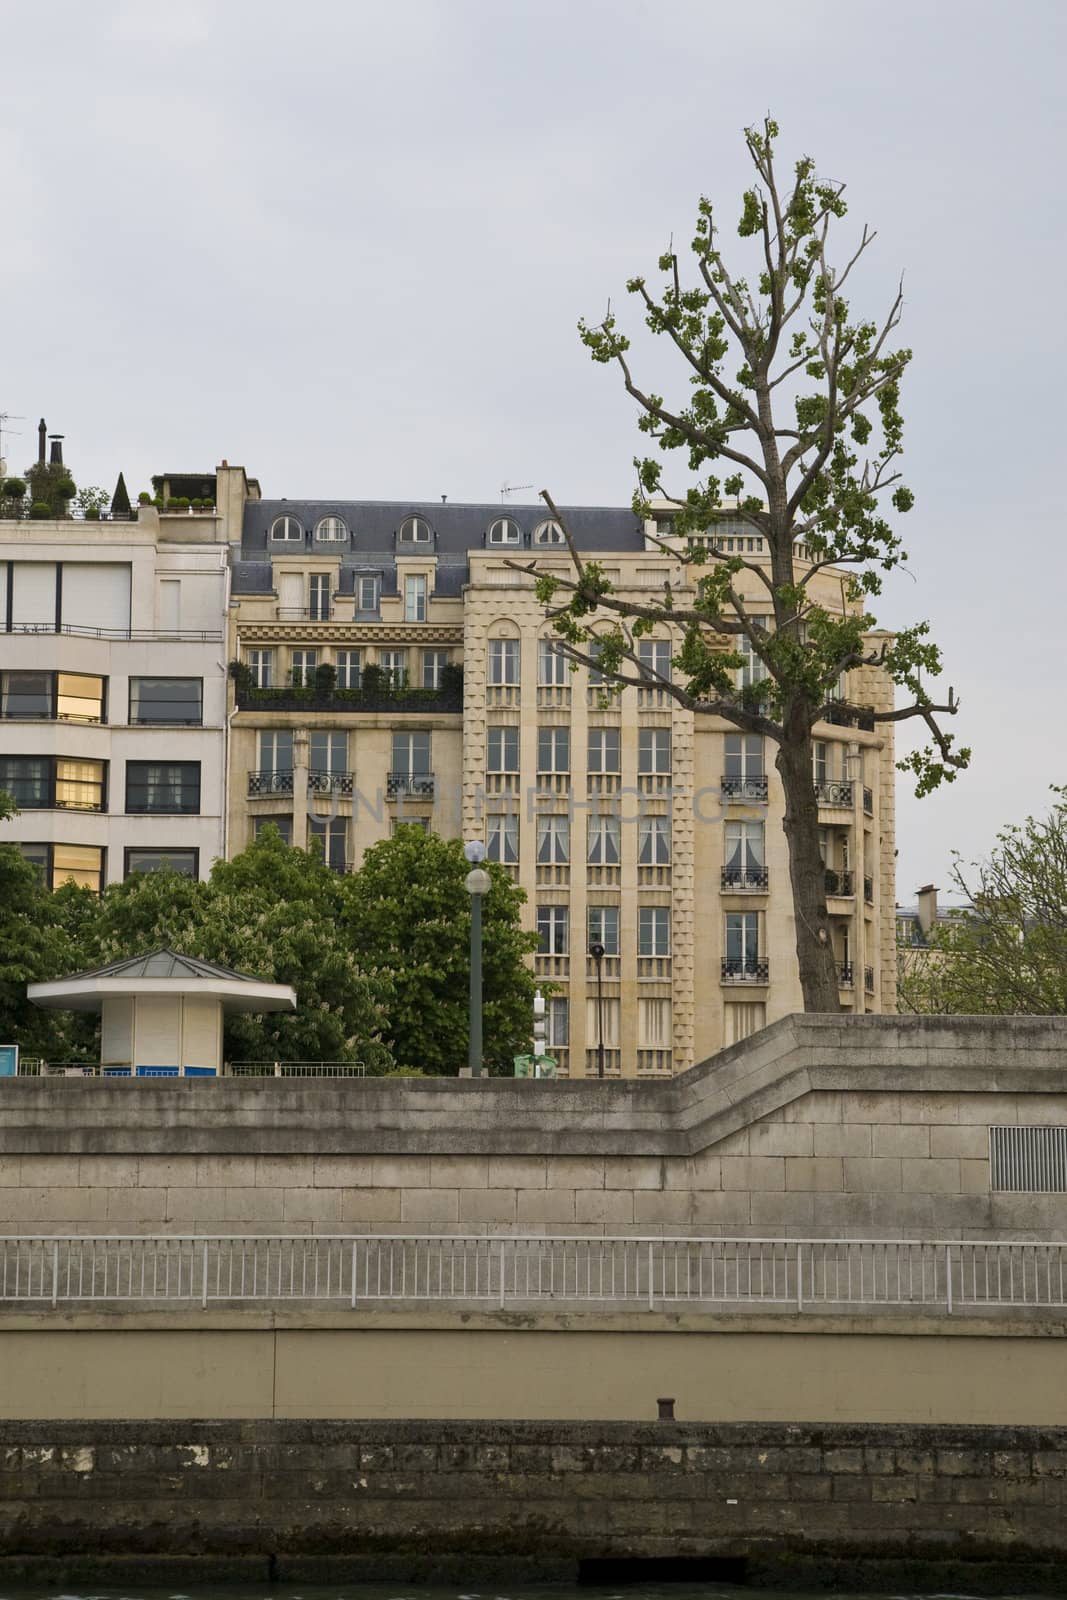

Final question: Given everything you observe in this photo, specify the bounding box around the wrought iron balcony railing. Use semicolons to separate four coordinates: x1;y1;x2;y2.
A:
824;869;854;896
814;779;854;807
721;774;768;802
386;772;435;799
248;769;294;796
307;770;354;795
720;867;769;892
839;964;854;986
721;958;769;983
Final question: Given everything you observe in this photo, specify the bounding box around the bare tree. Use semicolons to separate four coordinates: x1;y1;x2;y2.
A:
520;119;968;1013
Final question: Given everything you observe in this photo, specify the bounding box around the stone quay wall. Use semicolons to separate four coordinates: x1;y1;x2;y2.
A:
2;1419;1067;1586
2;1015;1067;1238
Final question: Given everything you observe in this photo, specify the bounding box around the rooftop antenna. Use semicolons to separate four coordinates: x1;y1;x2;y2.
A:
0;412;25;466
500;481;534;503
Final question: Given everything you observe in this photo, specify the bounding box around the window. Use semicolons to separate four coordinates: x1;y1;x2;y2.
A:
422;650;449;689
486;725;519;772
309;573;331;621
258;730;293;776
487;814;519;864
315;516;347;542
404;574;427;622
638;639;672;683
537;726;570;773
547;996;569;1048
379;649;408;689
538;638;568;685
638;906;670;957
639;728;671;774
0;756;106;811
357;575;380;612
392;730;431;776
290;649;317;687
310;731;347;776
1;671;106;723
587;639;604;686
399;516;432;544
536;814;570;864
588;813;621;865
56;759;107;811
129;678;202;725
270;515;302;541
737;621;769;688
533;520;564;545
639;997;672;1049
537;905;569;955
0;756;50;807
588;904;620;955
335;650;361;689
21;842;106;893
638;815;671;865
488;517;520;545
488;638;520;685
813;741;829;783
308;815;347;872
588;727;620;773
246;649;274;688
724;820;766;884
126;761;200;814
725;911;761;973
254;816;293;845
125;848;198;878
724;734;764;784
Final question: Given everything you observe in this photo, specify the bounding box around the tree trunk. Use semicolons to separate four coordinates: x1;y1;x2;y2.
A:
776;723;842;1012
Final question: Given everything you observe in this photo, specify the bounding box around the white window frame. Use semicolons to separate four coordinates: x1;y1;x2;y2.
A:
357;576;380;611
246;649;274;688
379;649;408;689
638;815;670;865
588;904;620;956
335;650;361;690
638;639;672;682
536;814;570;864
399;516;432;544
533;520;564;545
404;573;427;623
270;515;302;542
537;726;570;773
588;813;621;865
315;516;347;542
488;638;520;685
488;518;520;546
638;728;671;774
638;905;670;957
588;727;621;773
308;573;331;621
486;725;519;773
537;905;569;956
486;813;519;865
422;649;449;690
538;638;568;685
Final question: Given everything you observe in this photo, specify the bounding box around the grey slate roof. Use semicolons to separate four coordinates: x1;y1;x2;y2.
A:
57;949;266;984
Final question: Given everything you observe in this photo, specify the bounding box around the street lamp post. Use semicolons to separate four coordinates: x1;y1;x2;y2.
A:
464;841;490;1078
589;941;606;1080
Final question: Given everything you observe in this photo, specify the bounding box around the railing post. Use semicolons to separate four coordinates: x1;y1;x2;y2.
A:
499;1240;506;1309
52;1240;59;1309
274;1061;281;1078
351;1240;357;1309
945;1243;953;1315
648;1241;655;1311
797;1243;803;1312
202;1240;209;1310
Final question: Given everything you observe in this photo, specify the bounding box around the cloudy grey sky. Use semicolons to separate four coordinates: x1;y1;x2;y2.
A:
2;0;1064;901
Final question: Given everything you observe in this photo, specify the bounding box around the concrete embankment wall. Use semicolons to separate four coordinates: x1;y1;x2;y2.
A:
2;1416;1067;1583
3;1015;1067;1237
1;1310;1066;1424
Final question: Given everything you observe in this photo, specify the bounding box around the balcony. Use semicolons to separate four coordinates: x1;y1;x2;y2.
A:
822;700;876;732
638;956;672;980
721;958;769;984
825;869;854;896
536;685;570;710
721;775;768;803
235;685;462;715
839;964;854;987
308;770;354;795
248;769;294;796
276;606;332;622
815;779;854;808
586;953;621;981
386;772;435;799
721;867;769;892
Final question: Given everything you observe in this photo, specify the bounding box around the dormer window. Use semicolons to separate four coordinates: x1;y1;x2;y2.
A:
270;515;302;542
488;517;521;546
315;516;347;542
533;519;564;545
399;516;432;544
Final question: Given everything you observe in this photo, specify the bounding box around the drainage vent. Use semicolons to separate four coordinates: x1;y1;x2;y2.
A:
578;1556;749;1585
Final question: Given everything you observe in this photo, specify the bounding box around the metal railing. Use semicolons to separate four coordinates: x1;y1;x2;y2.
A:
307;769;354;794
721;958;769;983
225;1061;366;1078
825;869;854;896
720;867;769;891
2;1235;1065;1314
1;624;222;641
720;775;768;802
14;1060;365;1078
248;769;295;795
386;772;435;798
814;779;854;807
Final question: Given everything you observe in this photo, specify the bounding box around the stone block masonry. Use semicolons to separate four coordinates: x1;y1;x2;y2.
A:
2;1419;1067;1586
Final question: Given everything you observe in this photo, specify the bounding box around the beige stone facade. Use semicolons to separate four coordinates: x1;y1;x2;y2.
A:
219;482;896;1075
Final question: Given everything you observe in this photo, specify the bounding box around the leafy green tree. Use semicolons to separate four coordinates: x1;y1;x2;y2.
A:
899;791;1067;1016
530;118;968;1013
81;829;394;1067
341;827;539;1074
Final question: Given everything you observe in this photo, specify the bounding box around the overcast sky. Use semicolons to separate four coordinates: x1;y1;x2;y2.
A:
2;0;1064;902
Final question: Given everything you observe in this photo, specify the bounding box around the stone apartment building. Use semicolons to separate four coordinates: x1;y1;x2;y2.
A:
0;438;229;889
221;471;897;1076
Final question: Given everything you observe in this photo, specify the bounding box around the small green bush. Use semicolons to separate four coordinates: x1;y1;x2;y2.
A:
138;491;152;506
29;501;52;519
2;477;26;500
55;477;76;500
84;507;101;520
171;496;191;509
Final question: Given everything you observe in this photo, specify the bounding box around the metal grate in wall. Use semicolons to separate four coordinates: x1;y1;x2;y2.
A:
990;1125;1067;1192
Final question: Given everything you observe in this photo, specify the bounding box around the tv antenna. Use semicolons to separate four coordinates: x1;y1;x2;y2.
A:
0;412;25;465
500;482;534;503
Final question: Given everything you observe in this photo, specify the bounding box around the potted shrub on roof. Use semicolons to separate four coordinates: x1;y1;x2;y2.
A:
1;478;26;515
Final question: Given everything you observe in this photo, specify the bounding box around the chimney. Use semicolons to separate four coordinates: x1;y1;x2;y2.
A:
37;418;47;465
916;884;938;938
49;434;64;466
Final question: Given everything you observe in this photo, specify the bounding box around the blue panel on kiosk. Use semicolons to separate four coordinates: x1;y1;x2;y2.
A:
0;1046;18;1077
184;1066;217;1077
136;1066;180;1077
103;1067;131;1077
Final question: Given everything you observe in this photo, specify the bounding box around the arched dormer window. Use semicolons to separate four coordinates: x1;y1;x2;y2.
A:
488;517;520;546
533;519;564;545
270;515;303;542
315;516;347;542
399;515;433;544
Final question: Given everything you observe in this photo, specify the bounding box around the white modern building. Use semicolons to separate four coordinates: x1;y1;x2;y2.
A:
0;486;229;888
